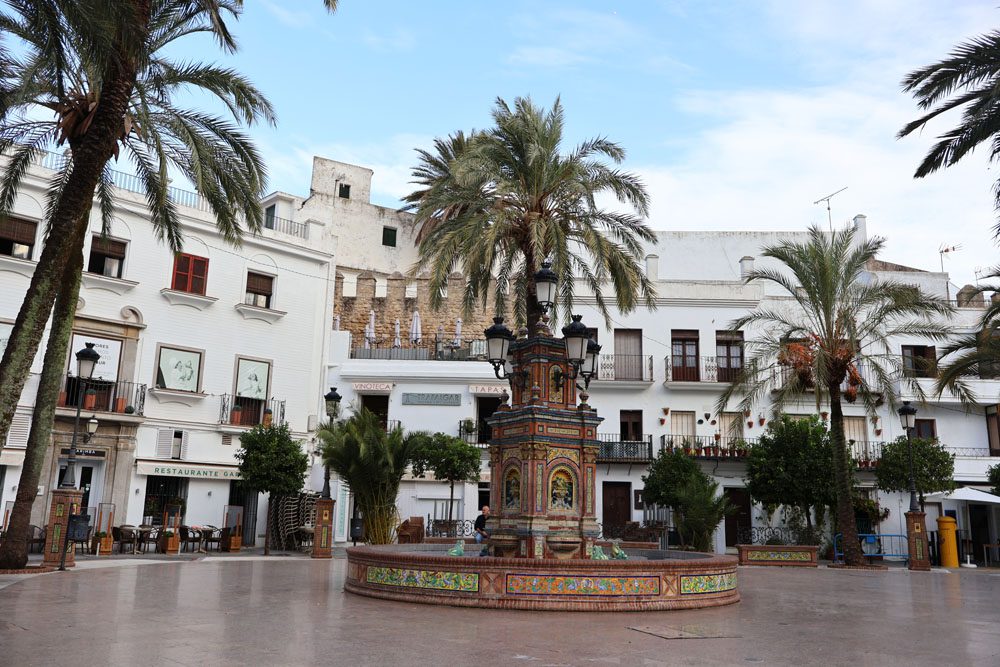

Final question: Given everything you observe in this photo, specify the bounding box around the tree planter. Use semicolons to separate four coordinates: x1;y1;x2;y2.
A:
737;544;818;567
158;532;180;554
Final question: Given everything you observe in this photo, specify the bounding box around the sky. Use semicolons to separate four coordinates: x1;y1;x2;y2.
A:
178;0;999;288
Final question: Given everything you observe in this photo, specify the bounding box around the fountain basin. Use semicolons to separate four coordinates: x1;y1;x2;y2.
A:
345;544;739;611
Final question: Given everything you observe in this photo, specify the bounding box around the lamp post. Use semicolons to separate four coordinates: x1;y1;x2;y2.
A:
61;343;100;490
897;401;919;512
322;387;342;500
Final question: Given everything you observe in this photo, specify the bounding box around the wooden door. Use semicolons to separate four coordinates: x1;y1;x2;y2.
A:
620;410;643;441
360;394;389;427
602;482;631;537
671;331;699;381
724;488;751;548
969;504;990;564
476;396;502;443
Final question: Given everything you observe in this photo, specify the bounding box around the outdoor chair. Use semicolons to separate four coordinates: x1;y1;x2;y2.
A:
201;526;222;552
137;526;158;553
28;524;45;553
117;525;137;554
179;526;201;552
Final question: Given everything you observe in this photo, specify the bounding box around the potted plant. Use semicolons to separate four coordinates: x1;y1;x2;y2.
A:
84;388;97;410
230;404;243;425
747;420;754;429
124;405;135;414
758;414;766;426
159;530;180;554
91;531;113;555
263;407;274;427
661;407;670;416
658;417;666;425
460;418;476;436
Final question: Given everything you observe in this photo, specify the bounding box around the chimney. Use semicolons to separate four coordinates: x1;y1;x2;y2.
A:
852;214;868;241
645;254;659;281
956;285;984;308
739;256;755;280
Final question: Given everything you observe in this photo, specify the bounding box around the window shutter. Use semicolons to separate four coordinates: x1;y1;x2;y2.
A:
0;217;37;244
180;431;190;460
155;429;173;458
246;272;273;296
92;237;127;259
172;255;189;290
191;257;208;295
6;412;31;448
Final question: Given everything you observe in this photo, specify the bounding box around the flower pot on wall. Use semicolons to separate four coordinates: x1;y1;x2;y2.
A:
747;421;754;429
231;406;243;425
658;418;666;425
84;389;97;410
661;407;670;416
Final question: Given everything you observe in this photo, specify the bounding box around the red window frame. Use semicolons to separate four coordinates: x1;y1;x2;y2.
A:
171;253;209;295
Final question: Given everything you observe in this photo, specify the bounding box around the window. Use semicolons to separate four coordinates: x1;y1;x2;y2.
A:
87;236;126;278
987;406;1000;455
670;411;696;441
382;226;397;247
245;272;273;308
613;329;643;380
155;429;188;460
914;419;936;439
338;183;351;199
155;345;203;392
585;328;599;344
171;253;209;295
902;345;937;378
620;410;643;441
0;217;37;260
264;205;276;229
716;331;743;382
671;330;699;381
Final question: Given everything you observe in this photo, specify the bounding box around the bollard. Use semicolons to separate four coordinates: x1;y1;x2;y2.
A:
936;515;959;568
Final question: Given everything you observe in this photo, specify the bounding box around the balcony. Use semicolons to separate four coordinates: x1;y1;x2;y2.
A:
596;434;653;462
263;214;308;239
219;394;286;427
58;375;146;417
660;435;757;459
594;355;654;383
664;356;742;384
350;338;489;361
458;421;492;449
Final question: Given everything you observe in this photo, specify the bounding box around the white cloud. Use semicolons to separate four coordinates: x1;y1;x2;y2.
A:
362;28;416;53
259;1;313;29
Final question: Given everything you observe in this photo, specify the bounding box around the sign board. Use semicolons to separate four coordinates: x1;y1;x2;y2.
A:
67;514;91;541
469;384;507;395
402;392;462;406
60;448;106;459
135;461;242;479
71;334;122;381
352;382;393;394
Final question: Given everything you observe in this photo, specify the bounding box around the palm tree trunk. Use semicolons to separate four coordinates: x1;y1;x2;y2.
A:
829;384;864;565
0;4;149;449
448;480;454;524
0;227;85;569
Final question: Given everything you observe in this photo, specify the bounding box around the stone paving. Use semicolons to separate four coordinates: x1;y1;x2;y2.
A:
0;557;997;666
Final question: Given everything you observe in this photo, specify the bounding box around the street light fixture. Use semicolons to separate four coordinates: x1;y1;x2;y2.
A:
484;317;528;390
61;343;100;490
552;315;591;391
321;387;342;500
534;260;558;313
897;401;919;512
579;338;602;390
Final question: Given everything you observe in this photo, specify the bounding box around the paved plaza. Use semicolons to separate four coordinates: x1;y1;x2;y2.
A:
0;557;998;666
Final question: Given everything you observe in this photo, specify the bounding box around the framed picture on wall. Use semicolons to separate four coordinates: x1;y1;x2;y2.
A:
236;358;270;399
156;346;202;392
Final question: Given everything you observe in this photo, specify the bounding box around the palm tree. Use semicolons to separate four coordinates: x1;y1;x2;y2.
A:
936;267;1000;401
318;409;423;545
404;96;656;334
0;0;274;568
898;29;1000;236
717;226;953;566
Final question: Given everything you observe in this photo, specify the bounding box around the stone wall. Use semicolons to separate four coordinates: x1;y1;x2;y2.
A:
333;268;497;347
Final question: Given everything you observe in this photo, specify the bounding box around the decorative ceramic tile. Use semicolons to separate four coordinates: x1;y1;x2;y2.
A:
546;426;579;438
679;572;737;595
506;573;661;596
585;468;594;513
747;550;811;562
502;448;520;463
547;447;580;464
535;463;544;511
366;567;479;593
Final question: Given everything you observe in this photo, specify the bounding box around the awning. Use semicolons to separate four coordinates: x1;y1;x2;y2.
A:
0;448;25;467
924;487;1000;505
135;459;241;480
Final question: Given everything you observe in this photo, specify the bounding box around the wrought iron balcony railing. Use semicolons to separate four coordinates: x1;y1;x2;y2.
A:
350;337;489;361
664;356;743;383
595;355;654;382
219;394;286;427
596;433;653;462
59;375;146;416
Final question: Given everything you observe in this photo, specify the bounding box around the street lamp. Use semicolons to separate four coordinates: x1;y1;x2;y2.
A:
485;317;528;389
321;387;342;499
897;401;919;512
552;315;590;391
61;343;100;489
534;260;558;314
579;338;602;390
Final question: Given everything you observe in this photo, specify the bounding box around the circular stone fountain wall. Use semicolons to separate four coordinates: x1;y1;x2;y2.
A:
345;545;739;611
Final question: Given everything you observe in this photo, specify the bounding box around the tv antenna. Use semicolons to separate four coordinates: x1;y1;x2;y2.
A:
813;186;848;232
974;266;986;285
939;243;962;272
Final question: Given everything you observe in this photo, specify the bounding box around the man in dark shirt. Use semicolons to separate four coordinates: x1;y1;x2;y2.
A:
474;505;490;556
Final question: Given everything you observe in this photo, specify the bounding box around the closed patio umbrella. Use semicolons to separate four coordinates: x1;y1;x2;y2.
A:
393;319;402;348
453;318;462;346
366;310;376;347
409;311;422;344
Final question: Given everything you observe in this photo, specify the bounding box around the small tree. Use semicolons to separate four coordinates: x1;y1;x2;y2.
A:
746;415;834;532
235;424;308;555
642;449;731;551
319;408;422;544
875;437;955;508
411;433;482;524
987;463;1000;497
641;448;702;511
673;475;733;553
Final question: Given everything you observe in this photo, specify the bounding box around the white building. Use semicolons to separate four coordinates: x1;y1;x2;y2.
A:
0;152;334;544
